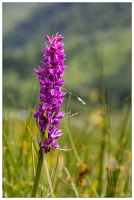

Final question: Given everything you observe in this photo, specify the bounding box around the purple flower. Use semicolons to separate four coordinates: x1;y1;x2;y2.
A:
34;33;67;153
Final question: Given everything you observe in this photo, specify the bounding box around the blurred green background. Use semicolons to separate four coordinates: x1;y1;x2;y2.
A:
3;2;131;112
2;3;132;197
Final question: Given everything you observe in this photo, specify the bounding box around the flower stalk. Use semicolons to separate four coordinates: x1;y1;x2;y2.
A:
34;33;67;153
31;149;43;197
31;33;67;197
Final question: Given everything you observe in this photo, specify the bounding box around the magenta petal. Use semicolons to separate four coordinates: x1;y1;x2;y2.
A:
33;33;67;154
33;112;40;118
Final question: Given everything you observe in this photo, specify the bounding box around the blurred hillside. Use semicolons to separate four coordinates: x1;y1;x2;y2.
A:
3;2;131;111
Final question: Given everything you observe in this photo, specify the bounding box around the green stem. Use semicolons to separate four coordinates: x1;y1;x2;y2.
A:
65;119;81;162
31;149;44;197
97;49;107;196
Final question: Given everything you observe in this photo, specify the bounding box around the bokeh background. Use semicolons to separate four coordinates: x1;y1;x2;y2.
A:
3;2;131;112
2;2;132;198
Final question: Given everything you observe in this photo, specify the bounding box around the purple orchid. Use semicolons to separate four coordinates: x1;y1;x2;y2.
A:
34;33;67;153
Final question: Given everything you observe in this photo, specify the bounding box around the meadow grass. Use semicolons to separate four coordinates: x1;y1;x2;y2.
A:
2;96;131;197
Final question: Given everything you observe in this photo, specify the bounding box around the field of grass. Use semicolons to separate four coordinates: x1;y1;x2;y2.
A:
2;3;131;198
2;90;131;198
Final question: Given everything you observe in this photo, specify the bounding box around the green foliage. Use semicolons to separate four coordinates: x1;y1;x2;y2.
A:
2;101;131;197
2;4;132;196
